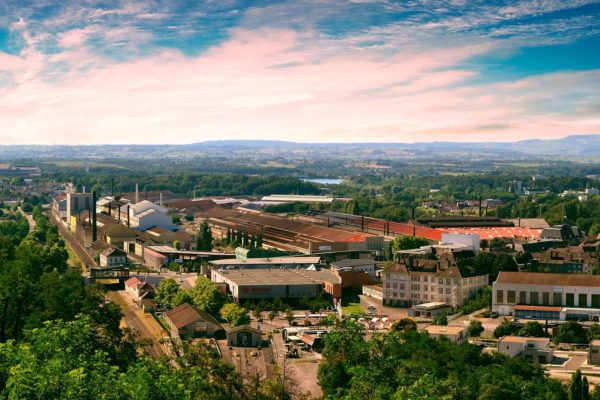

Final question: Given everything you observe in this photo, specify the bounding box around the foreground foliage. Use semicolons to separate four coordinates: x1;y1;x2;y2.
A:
318;319;568;400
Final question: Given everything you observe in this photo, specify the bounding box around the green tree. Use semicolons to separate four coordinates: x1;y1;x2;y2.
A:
589;324;600;341
519;321;546;337
221;303;250;327
433;314;448;326
171;289;193;307
390;317;417;332
467;320;484;339
555;321;587;344
188;276;225;315
493;318;519;338
285;309;295;326
155;278;183;306
196;220;213;251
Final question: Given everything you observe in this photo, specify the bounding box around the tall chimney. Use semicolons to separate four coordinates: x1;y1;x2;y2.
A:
127;205;130;227
135;183;139;203
82;185;86;193
361;215;364;231
108;202;112;218
159;192;163;207
92;191;97;242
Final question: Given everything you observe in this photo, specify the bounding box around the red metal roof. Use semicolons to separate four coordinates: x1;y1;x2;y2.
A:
514;305;562;311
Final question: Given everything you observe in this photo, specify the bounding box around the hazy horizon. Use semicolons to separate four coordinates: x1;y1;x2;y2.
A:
1;1;599;145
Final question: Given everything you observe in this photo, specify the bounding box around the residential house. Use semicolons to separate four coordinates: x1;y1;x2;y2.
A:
164;303;223;339
424;325;467;344
497;336;554;363
124;276;155;303
99;247;127;267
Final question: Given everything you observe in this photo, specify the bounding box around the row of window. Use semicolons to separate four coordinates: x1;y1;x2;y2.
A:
385;291;452;304
496;289;600;308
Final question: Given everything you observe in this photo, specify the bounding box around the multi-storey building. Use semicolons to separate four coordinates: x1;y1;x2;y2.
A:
382;253;488;308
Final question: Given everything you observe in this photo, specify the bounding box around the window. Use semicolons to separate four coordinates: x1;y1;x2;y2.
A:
392;283;397;289
446;279;451;285
553;293;562;306
400;284;405;290
496;290;504;303
446;288;451;295
579;293;588;307
393;292;397;298
438;288;444;294
438;278;444;284
386;274;390;280
411;284;420;291
593;294;600;308
423;276;428;282
566;293;575;307
519;291;526;304
399;293;405;298
542;292;550;305
453;279;459;285
386;282;390;288
507;291;516;303
530;292;539;305
423;285;428;291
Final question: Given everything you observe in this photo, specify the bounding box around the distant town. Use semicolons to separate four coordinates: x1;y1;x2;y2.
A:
1;152;600;398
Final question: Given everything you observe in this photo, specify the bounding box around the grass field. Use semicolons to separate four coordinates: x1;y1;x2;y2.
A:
45;161;130;170
342;303;366;315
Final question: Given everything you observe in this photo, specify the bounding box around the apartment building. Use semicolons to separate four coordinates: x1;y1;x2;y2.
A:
492;271;600;320
382;253;489;308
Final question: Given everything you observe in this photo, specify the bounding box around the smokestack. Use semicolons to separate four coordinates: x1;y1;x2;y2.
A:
127;205;130;227
82;185;86;193
361;215;364;232
411;207;415;221
478;196;482;217
92;191;97;242
135;183;139;203
108;202;112;218
159;192;163;207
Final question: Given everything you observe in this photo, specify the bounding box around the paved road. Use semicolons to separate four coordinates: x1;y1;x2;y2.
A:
108;291;167;358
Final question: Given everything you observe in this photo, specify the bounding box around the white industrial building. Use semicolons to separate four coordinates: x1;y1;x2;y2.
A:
492;271;600;321
121;200;175;231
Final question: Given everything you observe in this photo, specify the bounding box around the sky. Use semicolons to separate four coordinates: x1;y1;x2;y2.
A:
0;0;599;145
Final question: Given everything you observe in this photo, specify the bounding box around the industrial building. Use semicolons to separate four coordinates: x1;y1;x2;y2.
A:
197;207;385;258
211;268;342;301
209;256;322;270
492;271;600;320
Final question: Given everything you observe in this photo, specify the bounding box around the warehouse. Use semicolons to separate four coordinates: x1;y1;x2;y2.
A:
492;271;600;320
209;256;321;270
196;207;385;257
211;268;342;301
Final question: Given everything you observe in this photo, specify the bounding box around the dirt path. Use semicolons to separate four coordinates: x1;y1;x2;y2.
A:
108;291;168;358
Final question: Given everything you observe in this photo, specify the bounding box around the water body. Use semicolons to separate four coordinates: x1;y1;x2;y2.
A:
303;178;343;185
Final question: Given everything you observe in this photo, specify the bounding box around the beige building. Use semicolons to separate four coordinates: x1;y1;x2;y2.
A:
492;272;600;320
99;247;127;267
589;340;600;365
363;284;384;301
424;325;467;344
164;303;223;340
497;336;554;363
383;254;488;308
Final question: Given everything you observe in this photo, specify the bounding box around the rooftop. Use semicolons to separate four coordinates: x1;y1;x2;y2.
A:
496;271;600;288
164;303;221;329
498;335;549;344
213;268;341;285
210;257;321;266
330;259;377;269
424;325;466;335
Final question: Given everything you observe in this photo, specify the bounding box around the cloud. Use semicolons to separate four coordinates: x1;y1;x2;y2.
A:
0;25;598;144
0;0;598;144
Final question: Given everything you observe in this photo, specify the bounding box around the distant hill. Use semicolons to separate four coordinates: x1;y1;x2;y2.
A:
0;134;598;159
191;134;600;157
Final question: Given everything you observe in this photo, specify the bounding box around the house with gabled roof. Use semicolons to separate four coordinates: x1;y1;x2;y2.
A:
163;303;223;339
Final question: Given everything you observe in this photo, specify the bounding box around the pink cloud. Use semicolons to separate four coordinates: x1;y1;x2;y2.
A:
0;28;598;144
